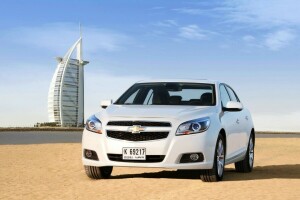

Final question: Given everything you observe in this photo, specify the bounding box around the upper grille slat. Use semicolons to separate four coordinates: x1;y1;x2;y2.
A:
107;131;169;141
107;121;171;127
106;120;171;141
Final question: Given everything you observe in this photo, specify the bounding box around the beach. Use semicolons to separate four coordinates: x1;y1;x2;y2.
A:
0;137;299;199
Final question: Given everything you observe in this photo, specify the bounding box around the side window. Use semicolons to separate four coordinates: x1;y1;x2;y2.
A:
220;85;231;107
226;86;239;102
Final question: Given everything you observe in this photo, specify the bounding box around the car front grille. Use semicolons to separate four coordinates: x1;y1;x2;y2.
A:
107;154;165;163
106;130;169;141
107;121;171;127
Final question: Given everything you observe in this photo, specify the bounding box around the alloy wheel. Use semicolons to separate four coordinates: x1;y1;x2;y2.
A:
217;140;225;177
249;137;254;167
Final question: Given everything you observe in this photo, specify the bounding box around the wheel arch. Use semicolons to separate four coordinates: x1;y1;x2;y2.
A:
251;128;255;145
219;128;227;155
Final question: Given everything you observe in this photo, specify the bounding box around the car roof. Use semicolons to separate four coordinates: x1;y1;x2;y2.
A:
136;79;219;85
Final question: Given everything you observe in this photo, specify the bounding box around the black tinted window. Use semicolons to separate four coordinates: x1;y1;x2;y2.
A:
115;83;216;106
124;89;140;104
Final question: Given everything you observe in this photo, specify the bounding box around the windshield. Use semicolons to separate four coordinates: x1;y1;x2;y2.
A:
115;82;216;106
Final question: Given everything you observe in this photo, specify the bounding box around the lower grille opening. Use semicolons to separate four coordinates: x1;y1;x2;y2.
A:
107;154;165;163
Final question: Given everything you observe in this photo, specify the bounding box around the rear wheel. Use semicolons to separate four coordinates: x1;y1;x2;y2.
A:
200;134;225;182
84;166;113;179
235;134;254;172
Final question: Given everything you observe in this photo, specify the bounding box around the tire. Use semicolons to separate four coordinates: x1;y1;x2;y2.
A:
84;166;113;179
235;134;254;173
200;134;225;182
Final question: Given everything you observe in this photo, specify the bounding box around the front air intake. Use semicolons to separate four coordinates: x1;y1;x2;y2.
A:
107;154;165;163
106;131;169;141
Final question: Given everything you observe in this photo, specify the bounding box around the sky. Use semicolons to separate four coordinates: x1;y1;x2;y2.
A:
0;0;299;131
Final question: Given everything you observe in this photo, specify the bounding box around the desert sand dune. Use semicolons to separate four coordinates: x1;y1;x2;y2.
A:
0;138;299;199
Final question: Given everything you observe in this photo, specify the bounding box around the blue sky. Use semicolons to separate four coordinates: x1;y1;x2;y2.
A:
0;0;299;131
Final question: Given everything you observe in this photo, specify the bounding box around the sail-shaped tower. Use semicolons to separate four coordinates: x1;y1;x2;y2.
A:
48;37;89;127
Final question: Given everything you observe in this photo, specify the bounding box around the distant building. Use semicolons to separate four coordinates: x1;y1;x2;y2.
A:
48;37;89;127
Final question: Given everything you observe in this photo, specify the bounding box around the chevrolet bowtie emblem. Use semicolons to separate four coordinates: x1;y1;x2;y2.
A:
128;125;145;134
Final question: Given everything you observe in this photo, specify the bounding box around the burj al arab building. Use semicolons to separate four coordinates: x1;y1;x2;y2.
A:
48;36;89;127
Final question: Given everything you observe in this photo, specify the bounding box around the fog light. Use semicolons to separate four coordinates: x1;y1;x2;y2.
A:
85;150;93;158
180;153;204;163
190;153;199;161
84;149;99;160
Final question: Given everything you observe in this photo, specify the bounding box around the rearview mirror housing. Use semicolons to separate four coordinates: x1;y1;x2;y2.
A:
100;100;113;109
223;101;243;112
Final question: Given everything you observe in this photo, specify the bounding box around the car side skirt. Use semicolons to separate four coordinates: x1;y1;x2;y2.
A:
225;150;246;165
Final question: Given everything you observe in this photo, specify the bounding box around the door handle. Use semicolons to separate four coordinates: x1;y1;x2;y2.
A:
236;119;240;124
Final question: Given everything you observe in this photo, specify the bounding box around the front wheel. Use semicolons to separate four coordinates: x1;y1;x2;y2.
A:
200;134;225;182
84;166;113;179
235;134;254;172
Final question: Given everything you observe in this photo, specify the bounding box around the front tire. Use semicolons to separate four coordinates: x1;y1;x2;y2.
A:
84;166;113;179
200;134;225;182
235;134;254;173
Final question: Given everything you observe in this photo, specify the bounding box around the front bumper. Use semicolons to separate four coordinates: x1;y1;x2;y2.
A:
82;126;217;170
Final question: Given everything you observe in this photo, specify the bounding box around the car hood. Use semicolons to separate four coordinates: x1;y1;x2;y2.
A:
100;104;216;121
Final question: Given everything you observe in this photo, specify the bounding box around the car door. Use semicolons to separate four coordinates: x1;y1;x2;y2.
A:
225;85;248;152
219;84;240;159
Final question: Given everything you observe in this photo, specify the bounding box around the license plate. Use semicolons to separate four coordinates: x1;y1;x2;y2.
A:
122;147;146;160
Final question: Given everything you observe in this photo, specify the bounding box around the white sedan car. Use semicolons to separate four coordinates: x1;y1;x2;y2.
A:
82;80;255;182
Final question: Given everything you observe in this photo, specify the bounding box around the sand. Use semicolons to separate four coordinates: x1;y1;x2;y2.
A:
0;138;299;200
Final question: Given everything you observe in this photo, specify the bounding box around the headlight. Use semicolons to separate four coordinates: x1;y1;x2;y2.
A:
176;117;210;136
85;115;102;134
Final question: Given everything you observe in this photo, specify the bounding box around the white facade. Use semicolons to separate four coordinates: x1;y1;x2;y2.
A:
48;37;89;127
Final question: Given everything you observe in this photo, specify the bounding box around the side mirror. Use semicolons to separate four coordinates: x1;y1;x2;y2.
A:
100;100;113;109
223;101;243;112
